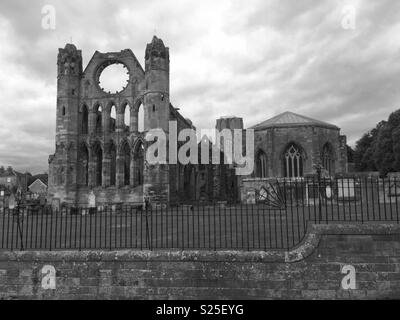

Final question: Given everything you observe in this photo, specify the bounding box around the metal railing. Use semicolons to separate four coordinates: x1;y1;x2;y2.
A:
0;177;399;251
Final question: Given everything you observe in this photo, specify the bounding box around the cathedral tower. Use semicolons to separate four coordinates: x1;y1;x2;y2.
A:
48;44;82;205
143;36;170;205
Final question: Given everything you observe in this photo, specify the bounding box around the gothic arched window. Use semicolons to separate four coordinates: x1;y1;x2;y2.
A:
95;105;102;134
78;144;89;186
109;143;117;186
283;144;304;178
122;102;130;132
93;143;103;186
109;104;116;133
322;143;334;176
133;141;144;187
256;150;267;178
81;105;88;134
121;141;131;186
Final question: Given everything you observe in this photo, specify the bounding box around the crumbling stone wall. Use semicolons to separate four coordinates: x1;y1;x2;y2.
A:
0;224;399;300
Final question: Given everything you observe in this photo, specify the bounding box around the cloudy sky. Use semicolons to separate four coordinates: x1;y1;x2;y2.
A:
0;0;400;173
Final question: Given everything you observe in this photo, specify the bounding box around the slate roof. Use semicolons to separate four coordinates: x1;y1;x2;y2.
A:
28;178;48;191
250;111;339;131
28;174;48;186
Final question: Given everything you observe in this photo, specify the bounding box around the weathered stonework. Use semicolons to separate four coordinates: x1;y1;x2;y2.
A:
47;38;233;208
0;224;399;300
252;117;348;178
47;40;348;208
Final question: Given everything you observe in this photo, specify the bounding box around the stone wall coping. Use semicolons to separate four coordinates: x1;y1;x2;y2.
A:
0;223;398;264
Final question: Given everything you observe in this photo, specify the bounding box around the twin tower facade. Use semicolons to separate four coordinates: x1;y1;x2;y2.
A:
48;37;230;208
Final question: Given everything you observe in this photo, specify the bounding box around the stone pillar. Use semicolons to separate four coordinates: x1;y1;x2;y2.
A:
116;111;124;133
130;109;138;133
88;111;96;135
102;157;110;188
102;142;110;187
88;147;96;188
116;155;124;187
132;158;138;187
82;158;89;186
130;155;135;187
103;109;110;135
143;36;170;205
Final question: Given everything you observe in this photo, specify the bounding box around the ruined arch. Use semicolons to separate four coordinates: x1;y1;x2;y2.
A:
92;141;103;186
132;99;144;133
132;138;144;187
119;139;131;186
109;102;117;133
80;104;89;134
121;100;131;132
78;142;89;186
109;141;117;186
93;103;103;134
255;149;268;178
49;43;161;207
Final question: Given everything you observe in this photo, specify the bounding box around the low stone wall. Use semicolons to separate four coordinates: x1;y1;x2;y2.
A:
0;224;399;299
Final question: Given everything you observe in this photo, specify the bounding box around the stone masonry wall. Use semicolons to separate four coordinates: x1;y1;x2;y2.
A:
254;125;346;177
0;224;399;300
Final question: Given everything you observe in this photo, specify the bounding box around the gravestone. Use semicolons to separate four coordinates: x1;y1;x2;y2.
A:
246;190;256;204
8;194;16;210
337;178;356;200
88;191;96;215
88;191;96;208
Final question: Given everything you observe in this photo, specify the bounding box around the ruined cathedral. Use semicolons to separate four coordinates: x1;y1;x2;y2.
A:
48;37;237;208
48;36;348;208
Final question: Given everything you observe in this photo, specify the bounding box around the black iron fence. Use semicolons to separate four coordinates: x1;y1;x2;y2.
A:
0;177;399;251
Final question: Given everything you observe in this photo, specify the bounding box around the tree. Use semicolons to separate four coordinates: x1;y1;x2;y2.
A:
374;123;393;175
354;131;377;172
374;110;400;175
346;145;355;163
354;109;400;176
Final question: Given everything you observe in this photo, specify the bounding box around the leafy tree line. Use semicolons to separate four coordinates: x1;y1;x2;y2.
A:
353;109;400;176
0;166;16;174
0;166;47;184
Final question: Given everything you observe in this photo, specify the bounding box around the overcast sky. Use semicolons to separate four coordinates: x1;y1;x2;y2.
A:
0;0;399;174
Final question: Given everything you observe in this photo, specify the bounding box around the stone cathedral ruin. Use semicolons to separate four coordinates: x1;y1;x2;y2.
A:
48;37;348;209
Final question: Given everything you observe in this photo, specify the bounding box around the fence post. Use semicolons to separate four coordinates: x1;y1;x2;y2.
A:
17;207;24;251
317;168;322;223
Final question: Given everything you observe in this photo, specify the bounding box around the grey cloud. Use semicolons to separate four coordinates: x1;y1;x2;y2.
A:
1;0;400;172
